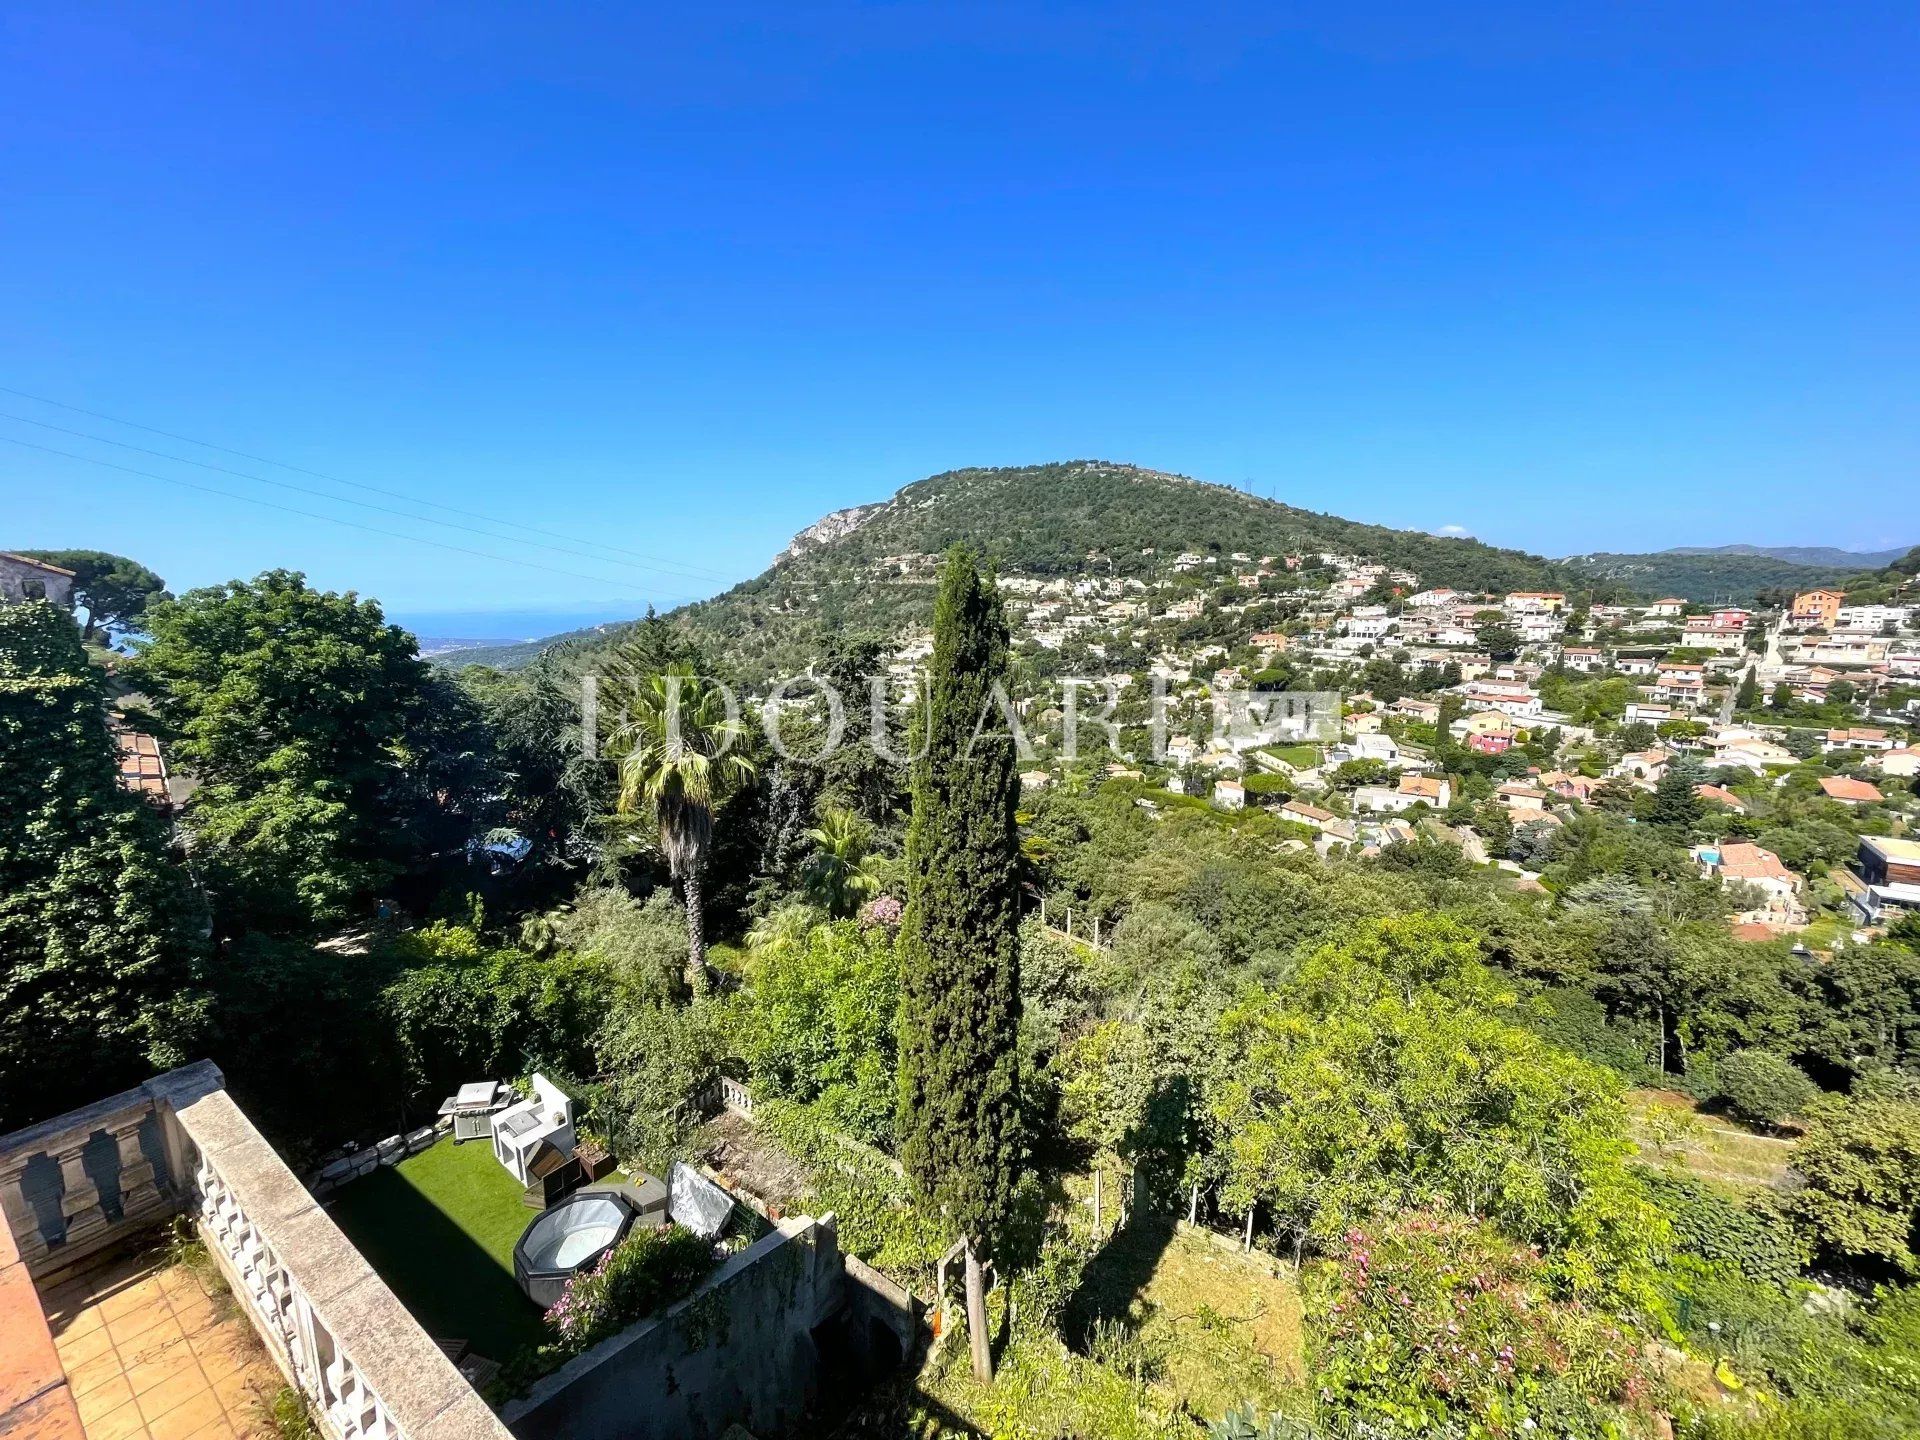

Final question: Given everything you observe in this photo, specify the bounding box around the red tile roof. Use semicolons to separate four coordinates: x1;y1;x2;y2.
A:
1819;775;1884;803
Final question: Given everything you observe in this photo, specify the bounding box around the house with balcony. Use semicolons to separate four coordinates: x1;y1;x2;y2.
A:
1848;836;1920;925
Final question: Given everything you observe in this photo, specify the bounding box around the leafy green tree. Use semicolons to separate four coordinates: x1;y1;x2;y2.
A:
1714;1048;1817;1127
1329;757;1391;790
728;918;899;1143
21;549;168;641
1475;619;1523;660
1770;680;1795;711
608;660;756;997
128;571;433;930
1211;915;1659;1290
1791;1074;1920;1275
0;602;203;1129
802;805;882;917
896;547;1024;1380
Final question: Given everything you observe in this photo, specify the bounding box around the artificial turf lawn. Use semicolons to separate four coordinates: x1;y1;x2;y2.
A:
325;1135;548;1362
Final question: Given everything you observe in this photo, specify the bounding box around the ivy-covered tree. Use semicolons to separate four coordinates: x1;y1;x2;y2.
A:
127;571;434;931
0;602;202;1129
20;549;168;641
896;546;1024;1380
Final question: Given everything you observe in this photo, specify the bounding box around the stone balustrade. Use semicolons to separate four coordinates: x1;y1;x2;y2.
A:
1;1063;514;1440
719;1075;755;1117
0;1065;194;1283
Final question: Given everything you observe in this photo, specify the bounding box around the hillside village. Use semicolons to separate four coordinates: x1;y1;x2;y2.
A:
858;543;1920;946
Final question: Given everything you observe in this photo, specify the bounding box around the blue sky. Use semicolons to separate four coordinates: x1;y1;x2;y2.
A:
3;3;1917;625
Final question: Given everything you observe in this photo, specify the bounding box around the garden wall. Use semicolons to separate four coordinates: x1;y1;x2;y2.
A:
502;1214;847;1440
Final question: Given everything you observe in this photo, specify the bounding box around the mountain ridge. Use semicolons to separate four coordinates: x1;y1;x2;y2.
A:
1660;542;1915;568
433;460;1586;670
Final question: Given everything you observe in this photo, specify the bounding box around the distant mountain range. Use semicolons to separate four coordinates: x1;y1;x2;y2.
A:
1661;543;1916;568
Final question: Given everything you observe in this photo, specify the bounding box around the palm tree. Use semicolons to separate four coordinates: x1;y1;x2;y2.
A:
801;805;882;918
610;662;755;996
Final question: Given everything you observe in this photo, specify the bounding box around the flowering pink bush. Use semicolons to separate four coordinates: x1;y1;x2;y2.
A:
859;894;903;929
544;1224;716;1355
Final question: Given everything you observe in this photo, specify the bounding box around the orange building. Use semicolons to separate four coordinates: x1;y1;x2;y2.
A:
1790;588;1844;629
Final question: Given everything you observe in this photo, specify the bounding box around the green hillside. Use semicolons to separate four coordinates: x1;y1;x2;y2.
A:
1664;543;1915;568
1563;543;1920;605
438;460;1584;672
1558;550;1855;603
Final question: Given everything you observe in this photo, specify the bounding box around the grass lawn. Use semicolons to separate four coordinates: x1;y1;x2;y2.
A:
1627;1089;1796;1191
326;1136;547;1362
1261;744;1321;770
1062;1220;1305;1421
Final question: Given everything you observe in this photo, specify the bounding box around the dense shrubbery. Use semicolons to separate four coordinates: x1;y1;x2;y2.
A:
1642;1172;1806;1291
1309;1210;1657;1438
1714;1049;1817;1128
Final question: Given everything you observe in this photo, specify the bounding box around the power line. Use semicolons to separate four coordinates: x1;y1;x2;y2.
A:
0;384;735;582
0;409;724;587
2;435;705;605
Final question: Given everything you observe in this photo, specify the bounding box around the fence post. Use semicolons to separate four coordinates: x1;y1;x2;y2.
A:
1244;1209;1254;1252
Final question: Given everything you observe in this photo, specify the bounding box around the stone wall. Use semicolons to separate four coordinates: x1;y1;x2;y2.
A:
503;1215;847;1440
0;554;74;608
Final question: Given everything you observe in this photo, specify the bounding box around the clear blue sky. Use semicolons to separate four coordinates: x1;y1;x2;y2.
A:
3;2;1917;625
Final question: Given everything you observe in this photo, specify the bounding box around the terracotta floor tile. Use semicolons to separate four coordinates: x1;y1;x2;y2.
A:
54;1321;116;1368
186;1424;238;1440
188;1334;252;1386
46;1296;106;1339
169;1295;225;1339
146;1388;226;1440
76;1375;136;1425
97;1276;168;1322
85;1394;153;1440
105;1304;179;1348
209;1370;271;1419
124;1324;193;1371
133;1368;209;1424
64;1346;129;1399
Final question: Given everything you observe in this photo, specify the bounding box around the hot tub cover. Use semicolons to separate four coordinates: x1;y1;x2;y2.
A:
513;1190;642;1305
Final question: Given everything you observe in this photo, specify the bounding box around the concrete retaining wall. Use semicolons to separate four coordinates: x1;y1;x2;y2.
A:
503;1215;846;1440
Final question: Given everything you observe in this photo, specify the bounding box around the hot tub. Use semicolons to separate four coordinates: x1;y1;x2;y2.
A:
513;1191;641;1308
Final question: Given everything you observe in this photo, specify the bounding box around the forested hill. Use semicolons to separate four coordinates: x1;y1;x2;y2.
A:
1557;549;1856;603
1561;542;1920;605
440;460;1581;671
766;461;1574;590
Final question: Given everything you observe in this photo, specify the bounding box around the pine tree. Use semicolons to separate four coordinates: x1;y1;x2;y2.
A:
896;547;1024;1381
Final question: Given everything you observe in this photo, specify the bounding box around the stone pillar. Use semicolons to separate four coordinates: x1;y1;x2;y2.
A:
57;1145;108;1246
110;1120;162;1219
0;1161;48;1264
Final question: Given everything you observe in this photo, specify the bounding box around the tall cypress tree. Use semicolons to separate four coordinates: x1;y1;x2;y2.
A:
896;547;1023;1381
1736;666;1760;712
